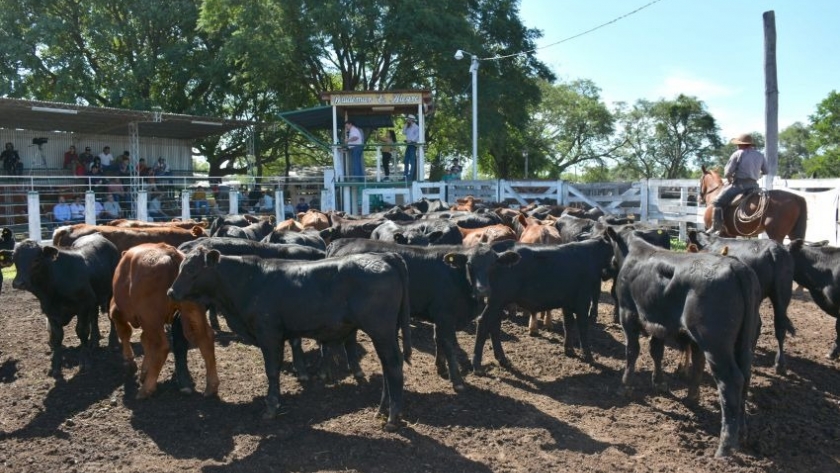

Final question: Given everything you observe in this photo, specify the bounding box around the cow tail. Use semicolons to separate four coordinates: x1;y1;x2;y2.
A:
790;193;808;241
392;253;412;365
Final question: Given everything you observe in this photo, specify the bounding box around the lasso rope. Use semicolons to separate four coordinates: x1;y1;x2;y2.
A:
733;191;769;236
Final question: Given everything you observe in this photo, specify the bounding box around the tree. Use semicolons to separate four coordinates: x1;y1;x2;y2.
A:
524;79;620;179
803;90;840;177
614;95;722;179
778;123;809;178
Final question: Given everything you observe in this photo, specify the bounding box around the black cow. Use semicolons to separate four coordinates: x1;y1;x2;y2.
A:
474;238;615;370
0;227;14;250
318;215;386;242
370;219;463;246
167;249;412;430
261;229;327;251
215;218;275;241
553;214;597;243
788;239;840;359
177;237;326;376
407;197;449;214
207;214;261;236
327;239;519;392
688;230;795;373
605;227;761;457
1;234;120;377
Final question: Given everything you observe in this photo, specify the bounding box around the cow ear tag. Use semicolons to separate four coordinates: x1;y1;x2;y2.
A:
657;230;663;235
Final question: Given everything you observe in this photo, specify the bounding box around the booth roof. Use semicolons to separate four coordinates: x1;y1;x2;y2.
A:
0;98;254;140
278;105;397;131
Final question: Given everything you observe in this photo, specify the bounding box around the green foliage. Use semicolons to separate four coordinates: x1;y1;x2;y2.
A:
778;123;810;178
803;90;840;177
613;95;722;179
670;238;687;252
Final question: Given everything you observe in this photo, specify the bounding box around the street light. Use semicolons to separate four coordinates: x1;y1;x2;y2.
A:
455;49;479;180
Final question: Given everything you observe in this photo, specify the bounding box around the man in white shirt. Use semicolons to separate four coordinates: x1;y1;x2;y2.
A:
102;194;122;220
258;191;274;213
52;196;72;224
344;120;364;181
69;196;86;222
98;146;114;172
403;115;420;181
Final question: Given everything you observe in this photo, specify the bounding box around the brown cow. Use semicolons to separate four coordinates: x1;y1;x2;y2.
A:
451;195;482;212
459;224;517;246
110;243;219;399
298;209;331;230
105;218;207;230
516;214;563;244
274;218;304;232
53;224;205;252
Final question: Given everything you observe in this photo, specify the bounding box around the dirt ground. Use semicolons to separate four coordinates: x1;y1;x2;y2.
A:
1;279;839;473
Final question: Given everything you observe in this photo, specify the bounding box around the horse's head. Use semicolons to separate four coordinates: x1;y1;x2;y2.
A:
699;166;723;204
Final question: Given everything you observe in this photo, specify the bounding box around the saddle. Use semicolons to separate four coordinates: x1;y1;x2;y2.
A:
727;187;762;207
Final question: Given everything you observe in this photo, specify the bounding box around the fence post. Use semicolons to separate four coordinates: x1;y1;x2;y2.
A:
137;189;148;221
640;180;649;221
84;191;97;225
27;191;42;243
275;190;284;221
181;190;191;221
229;188;239;215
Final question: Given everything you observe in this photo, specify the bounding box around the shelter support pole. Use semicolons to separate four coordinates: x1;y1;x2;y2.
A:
26;191;42;243
764;10;778;190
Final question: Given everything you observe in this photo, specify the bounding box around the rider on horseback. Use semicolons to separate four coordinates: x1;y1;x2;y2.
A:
711;133;768;235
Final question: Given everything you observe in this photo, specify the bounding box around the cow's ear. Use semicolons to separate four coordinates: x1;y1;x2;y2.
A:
205;249;221;266
43;246;59;260
686;243;699;253
319;227;335;243
604;226;618;241
720;246;729;256
393;233;408;245
191;226;204;237
0;250;13;268
497;250;521;267
789;239;804;253
269;215;276;225
443;253;467;268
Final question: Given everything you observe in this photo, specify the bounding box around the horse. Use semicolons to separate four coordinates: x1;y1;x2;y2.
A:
699;166;808;243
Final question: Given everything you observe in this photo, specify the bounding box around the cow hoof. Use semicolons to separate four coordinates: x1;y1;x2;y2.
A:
48;369;62;379
262;407;278;420
136;390;152;400
827;349;840;360
383;421;401;432
453;383;466;393
563;347;576;358
528;330;539;337
583;352;595;364
179;386;194;395
436;366;449;379
685;390;700;406
774;364;787;376
617;385;633;397
297;373;310;383
353;370;365;382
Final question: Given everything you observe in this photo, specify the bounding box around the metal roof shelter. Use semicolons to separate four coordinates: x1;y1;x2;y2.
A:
279;90;432;213
0;97;253;140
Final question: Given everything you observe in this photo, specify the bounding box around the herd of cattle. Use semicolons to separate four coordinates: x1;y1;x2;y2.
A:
0;195;839;458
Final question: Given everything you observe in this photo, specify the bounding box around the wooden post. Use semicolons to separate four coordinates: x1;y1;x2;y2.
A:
764;10;778;190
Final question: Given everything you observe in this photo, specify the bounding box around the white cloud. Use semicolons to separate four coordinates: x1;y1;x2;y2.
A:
654;71;738;100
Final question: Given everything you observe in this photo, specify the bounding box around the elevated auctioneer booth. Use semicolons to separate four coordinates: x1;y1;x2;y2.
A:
279;90;432;214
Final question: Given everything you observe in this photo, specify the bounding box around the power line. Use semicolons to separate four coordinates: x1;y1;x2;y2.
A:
483;0;666;62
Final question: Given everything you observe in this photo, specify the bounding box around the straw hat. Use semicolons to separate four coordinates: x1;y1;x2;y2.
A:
406;114;416;121
730;133;754;146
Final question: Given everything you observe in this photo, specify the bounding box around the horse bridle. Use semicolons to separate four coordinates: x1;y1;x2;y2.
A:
700;182;721;200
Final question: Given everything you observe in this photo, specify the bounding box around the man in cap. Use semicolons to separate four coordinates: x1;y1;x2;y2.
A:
710;133;768;234
402;114;420;181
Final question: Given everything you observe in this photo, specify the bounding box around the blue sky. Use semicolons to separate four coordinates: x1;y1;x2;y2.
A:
518;0;840;140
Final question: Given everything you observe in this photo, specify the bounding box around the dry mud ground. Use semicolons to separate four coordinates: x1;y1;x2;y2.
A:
0;280;839;473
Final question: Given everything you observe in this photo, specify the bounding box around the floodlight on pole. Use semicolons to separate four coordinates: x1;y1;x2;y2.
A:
455;49;479;180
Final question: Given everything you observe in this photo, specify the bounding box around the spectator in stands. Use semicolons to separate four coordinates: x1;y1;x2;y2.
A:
79;146;95;168
309;196;320;210
1;142;23;176
70;196;85;222
247;186;262;210
283;200;294;219
137;157;150;176
89;156;101;173
98;146;114;173
102;194;121;220
192;185;209;216
106;178;128;203
256;190;274;213
62;145;79;170
148;192;169;221
52;196;72;225
153;157;171;176
295;197;309;214
117;152;131;176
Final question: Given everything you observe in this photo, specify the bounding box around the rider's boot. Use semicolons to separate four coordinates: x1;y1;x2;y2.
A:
710;207;724;235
